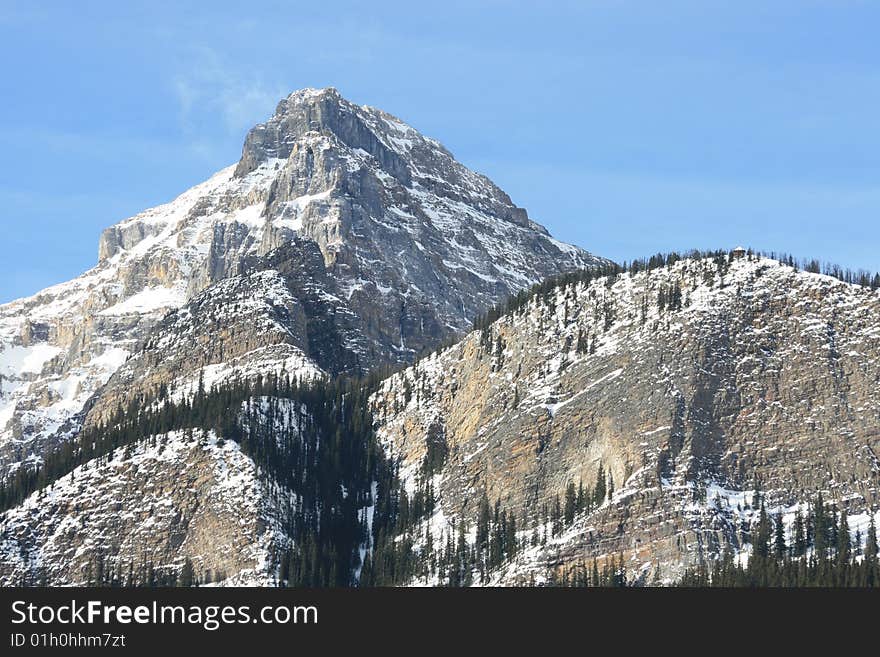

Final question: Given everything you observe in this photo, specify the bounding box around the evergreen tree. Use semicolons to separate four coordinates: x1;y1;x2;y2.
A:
793;510;806;557
593;465;606;506
551;495;562;536
837;509;851;580
866;514;878;563
753;504;771;563
774;513;786;560
576;329;588;354
179;558;195;588
476;491;491;555
813;494;828;561
563;481;577;526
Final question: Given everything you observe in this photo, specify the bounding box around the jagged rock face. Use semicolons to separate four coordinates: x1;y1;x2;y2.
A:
81;265;325;430
0;429;294;586
371;256;880;583
0;164;282;480
83;235;429;429
235;87;600;350
0;86;600;479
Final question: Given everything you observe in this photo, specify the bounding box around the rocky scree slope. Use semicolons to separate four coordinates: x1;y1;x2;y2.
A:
370;253;880;584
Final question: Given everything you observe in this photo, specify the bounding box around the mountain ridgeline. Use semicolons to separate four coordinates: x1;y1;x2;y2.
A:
1;87;879;587
2;247;879;586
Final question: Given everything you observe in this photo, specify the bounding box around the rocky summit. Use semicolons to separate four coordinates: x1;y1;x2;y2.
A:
0;87;602;482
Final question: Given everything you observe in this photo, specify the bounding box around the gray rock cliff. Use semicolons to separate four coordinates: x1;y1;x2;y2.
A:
370;254;880;583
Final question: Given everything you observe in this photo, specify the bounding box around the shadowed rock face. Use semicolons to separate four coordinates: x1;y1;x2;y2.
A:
371;255;880;583
0;87;600;480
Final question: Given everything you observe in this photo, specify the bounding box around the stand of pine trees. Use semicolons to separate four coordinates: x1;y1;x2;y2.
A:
471;248;880;338
552;555;628;587
678;498;879;587
0;372;412;587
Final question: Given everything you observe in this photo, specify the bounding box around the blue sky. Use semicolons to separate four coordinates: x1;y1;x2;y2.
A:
1;1;878;303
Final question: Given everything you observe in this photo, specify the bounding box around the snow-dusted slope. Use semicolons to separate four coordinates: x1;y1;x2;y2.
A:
82;265;328;429
371;254;880;583
0;428;295;586
0;87;601;479
0;164;279;479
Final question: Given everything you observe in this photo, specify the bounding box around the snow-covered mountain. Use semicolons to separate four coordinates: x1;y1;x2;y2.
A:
12;88;875;588
0;87;603;480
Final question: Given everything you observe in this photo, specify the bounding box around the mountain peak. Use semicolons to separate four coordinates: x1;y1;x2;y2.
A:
273;86;346;118
282;85;342;103
0;87;603;490
234;86;413;183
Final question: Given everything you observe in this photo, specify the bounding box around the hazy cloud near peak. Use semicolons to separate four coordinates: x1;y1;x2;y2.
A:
172;47;287;138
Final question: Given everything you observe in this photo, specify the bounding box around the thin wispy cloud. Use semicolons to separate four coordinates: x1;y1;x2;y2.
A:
172;46;286;137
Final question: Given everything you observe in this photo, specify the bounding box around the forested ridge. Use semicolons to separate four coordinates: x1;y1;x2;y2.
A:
1;372;390;586
472;248;880;335
3;248;879;587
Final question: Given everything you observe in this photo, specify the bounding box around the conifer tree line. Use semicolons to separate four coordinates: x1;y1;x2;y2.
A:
361;465;616;586
679;494;880;587
471;248;880;338
42;555;207;588
362;491;518;586
550;555;629;587
11;553;212;588
0;371;414;587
